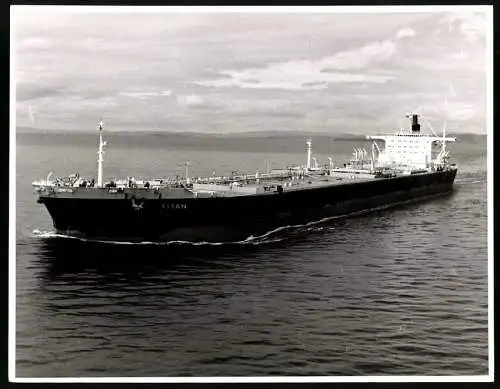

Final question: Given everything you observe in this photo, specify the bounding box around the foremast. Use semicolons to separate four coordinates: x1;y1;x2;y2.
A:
97;120;107;188
306;139;312;170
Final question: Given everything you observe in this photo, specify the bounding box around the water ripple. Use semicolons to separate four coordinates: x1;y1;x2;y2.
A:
16;149;488;377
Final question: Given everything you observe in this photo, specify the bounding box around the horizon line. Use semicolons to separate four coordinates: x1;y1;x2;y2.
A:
16;127;486;137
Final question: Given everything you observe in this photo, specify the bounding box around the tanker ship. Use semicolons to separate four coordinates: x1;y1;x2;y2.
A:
32;113;457;242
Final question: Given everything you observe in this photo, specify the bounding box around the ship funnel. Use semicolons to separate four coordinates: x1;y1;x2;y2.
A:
409;113;420;132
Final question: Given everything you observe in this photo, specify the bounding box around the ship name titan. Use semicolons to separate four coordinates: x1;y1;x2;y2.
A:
162;203;187;209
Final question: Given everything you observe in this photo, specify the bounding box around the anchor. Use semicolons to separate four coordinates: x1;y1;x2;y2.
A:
130;196;144;211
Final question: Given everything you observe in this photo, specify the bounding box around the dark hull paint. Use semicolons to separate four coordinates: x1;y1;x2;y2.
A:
39;169;457;242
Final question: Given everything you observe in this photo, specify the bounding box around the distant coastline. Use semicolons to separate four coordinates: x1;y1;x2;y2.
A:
16;126;486;157
16;126;486;141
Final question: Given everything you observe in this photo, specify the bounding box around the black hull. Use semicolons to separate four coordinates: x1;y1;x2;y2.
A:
39;169;457;242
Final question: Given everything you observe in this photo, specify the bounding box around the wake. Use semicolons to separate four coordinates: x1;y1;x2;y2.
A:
31;228;286;246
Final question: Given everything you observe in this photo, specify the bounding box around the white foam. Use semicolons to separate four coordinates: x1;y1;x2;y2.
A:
30;229;283;246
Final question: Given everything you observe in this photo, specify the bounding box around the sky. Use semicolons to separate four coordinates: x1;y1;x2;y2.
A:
13;6;490;134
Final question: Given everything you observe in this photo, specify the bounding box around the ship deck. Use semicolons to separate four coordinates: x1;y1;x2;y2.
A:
193;174;377;197
35;172;384;199
35;167;443;200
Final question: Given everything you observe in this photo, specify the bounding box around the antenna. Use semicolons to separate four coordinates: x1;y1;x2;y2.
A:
185;161;190;184
266;160;271;174
97;120;106;188
371;141;375;171
441;89;449;158
441;120;447;158
443;94;448;140
306;139;312;170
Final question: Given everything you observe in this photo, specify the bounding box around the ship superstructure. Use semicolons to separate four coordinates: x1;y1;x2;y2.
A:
367;113;456;171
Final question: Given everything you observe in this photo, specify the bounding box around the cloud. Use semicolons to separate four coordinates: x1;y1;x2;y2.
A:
447;103;477;120
442;12;487;43
411;50;484;72
118;92;159;98
16;84;67;102
117;90;172;98
396;28;417;39
319;40;396;70
14;11;486;134
192;40;396;90
458;14;487;43
176;95;204;106
451;49;468;60
18;37;52;50
421;101;478;121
